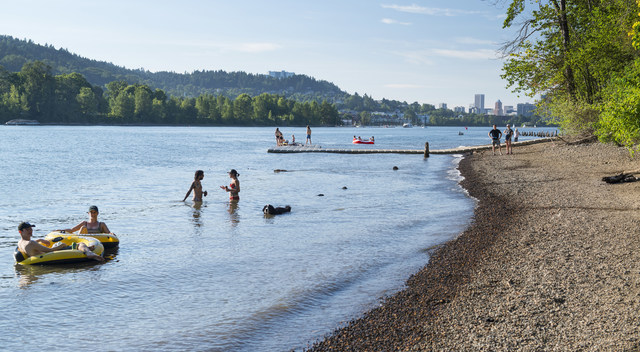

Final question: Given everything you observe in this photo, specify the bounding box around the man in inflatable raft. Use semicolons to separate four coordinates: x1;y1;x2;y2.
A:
17;222;104;262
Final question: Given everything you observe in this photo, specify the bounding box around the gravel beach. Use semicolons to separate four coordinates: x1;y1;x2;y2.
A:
306;139;640;351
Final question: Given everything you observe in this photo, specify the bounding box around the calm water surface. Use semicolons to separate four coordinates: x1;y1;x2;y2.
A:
0;125;554;351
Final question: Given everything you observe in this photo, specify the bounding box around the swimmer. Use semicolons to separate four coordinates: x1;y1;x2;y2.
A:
183;170;208;202
220;169;240;201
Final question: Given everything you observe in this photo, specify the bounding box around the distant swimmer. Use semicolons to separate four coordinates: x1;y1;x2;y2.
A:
220;169;240;201
59;205;113;235
183;170;207;202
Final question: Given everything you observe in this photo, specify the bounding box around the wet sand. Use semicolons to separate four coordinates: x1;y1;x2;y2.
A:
306;139;640;351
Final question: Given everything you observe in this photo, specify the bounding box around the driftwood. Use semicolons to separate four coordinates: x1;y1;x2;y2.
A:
602;173;638;184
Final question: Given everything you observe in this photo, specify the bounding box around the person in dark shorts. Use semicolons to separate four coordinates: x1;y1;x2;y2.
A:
488;124;503;155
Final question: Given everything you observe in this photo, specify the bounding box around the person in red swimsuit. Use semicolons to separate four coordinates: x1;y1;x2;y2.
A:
220;169;240;201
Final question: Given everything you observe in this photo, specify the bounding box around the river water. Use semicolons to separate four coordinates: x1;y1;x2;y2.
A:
0;125;554;351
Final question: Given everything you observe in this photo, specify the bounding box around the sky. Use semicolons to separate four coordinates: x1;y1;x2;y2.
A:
0;0;533;109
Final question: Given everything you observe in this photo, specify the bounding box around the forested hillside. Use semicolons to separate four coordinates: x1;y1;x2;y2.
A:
0;35;346;102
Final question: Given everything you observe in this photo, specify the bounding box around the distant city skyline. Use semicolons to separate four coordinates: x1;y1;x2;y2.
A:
0;1;532;108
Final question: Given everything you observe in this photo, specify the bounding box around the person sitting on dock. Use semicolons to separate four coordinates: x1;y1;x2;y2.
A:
18;222;104;262
488;124;503;156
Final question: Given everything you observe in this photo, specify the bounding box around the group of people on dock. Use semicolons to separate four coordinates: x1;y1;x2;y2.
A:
17;205;113;262
275;126;312;146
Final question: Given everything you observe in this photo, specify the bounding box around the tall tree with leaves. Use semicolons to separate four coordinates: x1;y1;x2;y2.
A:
501;0;638;135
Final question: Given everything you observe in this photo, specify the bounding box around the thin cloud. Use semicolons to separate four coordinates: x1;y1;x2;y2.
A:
433;48;498;60
155;40;282;54
381;18;412;25
455;37;497;46
233;42;282;53
381;4;482;16
392;50;436;65
385;83;424;89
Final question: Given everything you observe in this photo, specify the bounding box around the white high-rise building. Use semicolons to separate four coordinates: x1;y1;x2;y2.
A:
474;94;485;113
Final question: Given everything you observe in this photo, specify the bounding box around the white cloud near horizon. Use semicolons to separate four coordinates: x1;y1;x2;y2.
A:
381;4;482;16
433;48;498;60
384;83;424;89
381;18;412;25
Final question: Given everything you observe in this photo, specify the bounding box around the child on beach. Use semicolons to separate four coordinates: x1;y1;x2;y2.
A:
183;170;207;202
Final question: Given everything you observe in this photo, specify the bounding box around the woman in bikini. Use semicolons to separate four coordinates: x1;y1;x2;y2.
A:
220;169;240;201
60;205;112;234
183;170;207;202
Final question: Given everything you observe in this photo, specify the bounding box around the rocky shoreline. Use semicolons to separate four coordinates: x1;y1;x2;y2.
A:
306;139;640;351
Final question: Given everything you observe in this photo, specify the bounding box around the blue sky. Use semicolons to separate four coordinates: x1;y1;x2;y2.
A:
0;0;531;109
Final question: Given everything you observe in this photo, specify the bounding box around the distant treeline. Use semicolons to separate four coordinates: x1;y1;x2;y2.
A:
0;61;340;125
0;35;346;104
0;60;552;127
0;35;552;127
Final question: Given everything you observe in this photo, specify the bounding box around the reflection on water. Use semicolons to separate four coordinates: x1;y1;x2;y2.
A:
227;201;239;227
191;201;204;228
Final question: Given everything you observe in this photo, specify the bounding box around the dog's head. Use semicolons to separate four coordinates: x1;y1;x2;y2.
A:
263;204;275;214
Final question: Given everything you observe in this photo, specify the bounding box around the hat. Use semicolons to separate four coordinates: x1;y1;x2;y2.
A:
18;222;35;231
89;205;99;213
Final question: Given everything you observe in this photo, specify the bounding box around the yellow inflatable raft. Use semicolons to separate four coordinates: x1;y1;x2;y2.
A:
46;230;119;249
14;235;104;265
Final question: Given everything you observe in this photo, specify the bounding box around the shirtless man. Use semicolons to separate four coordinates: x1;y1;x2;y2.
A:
183;170;208;202
305;125;312;145
17;222;104;262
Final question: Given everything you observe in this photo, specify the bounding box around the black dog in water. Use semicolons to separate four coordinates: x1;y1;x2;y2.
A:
263;204;291;215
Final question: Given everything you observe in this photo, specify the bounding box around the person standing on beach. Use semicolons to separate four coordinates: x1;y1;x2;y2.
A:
183;170;207;202
514;127;519;142
305;125;312;145
504;124;514;154
220;169;240;201
489;124;503;155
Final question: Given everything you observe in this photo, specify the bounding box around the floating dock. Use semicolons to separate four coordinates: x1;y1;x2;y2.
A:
267;137;558;155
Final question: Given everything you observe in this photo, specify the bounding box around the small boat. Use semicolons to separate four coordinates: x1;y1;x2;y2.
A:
402;123;413;128
353;138;374;144
46;230;119;249
14;235;104;265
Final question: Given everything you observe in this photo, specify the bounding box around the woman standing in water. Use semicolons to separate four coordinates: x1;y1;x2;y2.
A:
220;169;240;201
183;170;207;202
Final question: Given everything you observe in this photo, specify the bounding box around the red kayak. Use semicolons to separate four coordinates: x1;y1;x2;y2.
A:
353;139;374;144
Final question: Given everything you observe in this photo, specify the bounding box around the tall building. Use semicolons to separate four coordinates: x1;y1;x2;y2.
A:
517;103;537;117
438;103;448;110
493;99;503;116
474;94;485;112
